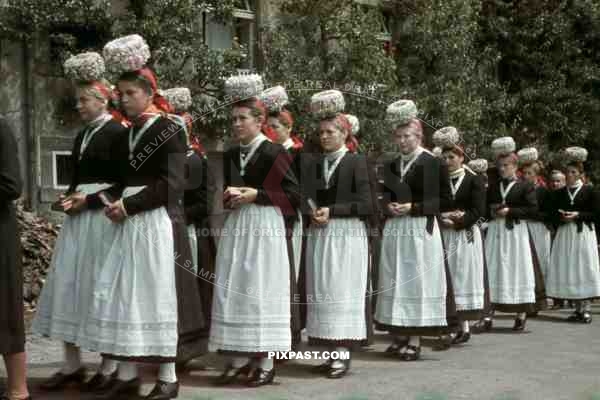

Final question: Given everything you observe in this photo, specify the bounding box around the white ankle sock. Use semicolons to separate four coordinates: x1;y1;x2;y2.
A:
158;363;177;383
330;347;348;369
231;357;250;368
517;312;526;320
99;357;118;376
408;336;420;347
462;321;470;333
117;362;138;381
61;343;81;374
7;389;30;400
259;357;274;371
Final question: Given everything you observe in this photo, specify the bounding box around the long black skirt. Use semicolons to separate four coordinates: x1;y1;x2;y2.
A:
0;203;25;355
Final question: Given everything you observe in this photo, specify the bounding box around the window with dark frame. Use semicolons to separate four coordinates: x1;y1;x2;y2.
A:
52;151;73;190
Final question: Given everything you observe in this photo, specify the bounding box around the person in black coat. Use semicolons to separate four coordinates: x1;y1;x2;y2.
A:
183;144;214;357
436;131;486;345
300;110;374;378
265;105;305;351
545;147;600;323
210;96;300;387
32;77;127;394
484;137;541;332
519;149;552;312
0;117;31;400
375;100;458;361
98;66;204;400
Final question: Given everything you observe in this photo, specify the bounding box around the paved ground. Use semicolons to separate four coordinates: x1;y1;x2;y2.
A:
2;307;600;400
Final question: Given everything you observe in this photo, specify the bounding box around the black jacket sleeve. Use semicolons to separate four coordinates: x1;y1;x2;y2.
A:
462;174;486;229
123;120;186;216
184;154;210;223
0;118;22;202
412;157;452;216
329;155;374;218
507;182;537;220
576;187;598;223
255;146;301;216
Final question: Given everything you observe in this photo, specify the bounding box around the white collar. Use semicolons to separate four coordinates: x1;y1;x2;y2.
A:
86;113;111;128
325;145;348;162
568;179;583;189
401;146;423;162
449;167;465;179
240;132;265;150
282;138;294;150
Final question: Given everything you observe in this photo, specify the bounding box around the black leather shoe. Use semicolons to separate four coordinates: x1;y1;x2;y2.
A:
40;367;87;391
582;312;592;324
94;377;141;399
385;337;408;355
326;359;350;379
452;331;471;345
246;368;275;387
311;359;333;374
398;345;421;361
214;363;252;386
472;318;492;333
483;318;493;331
567;311;583;322
145;381;179;399
82;371;118;393
512;317;526;331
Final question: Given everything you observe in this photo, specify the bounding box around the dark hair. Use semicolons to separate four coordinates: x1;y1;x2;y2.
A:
567;161;585;173
497;152;519;165
441;146;464;157
118;71;154;95
232;97;266;120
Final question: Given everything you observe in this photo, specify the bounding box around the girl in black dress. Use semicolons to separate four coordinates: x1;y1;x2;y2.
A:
302;90;373;377
484;137;539;332
434;127;486;344
210;95;300;387
546;147;600;323
262;85;305;350
375;100;458;361
33;52;127;393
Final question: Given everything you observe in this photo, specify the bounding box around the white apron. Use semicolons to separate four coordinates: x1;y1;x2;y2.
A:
209;203;291;352
375;216;448;327
305;218;368;340
527;221;551;279
187;224;198;275
484;219;536;304
546;222;600;299
80;186;178;358
291;209;303;282
32;183;118;345
442;226;485;311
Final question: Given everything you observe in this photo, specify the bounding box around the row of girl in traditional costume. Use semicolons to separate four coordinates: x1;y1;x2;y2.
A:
31;34;600;399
